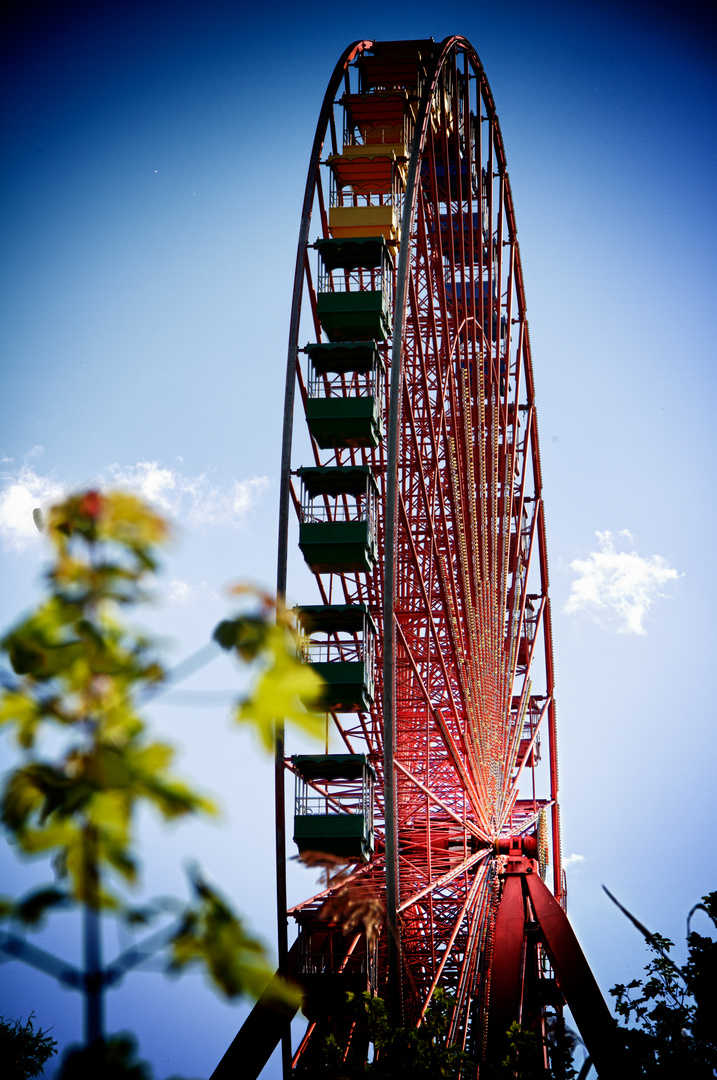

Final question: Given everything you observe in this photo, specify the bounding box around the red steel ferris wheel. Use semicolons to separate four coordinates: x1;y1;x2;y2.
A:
216;36;616;1080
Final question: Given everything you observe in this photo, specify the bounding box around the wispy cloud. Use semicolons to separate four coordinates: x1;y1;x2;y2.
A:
102;462;271;527
564;530;680;635
163;578;219;605
0;456;272;552
0;462;65;551
562;853;586;870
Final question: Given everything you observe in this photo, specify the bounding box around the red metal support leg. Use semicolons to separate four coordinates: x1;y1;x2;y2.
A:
486;843;620;1077
486;872;526;1044
525;871;620;1077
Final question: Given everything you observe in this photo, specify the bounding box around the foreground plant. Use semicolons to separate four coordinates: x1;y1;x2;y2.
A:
0;490;304;1061
213;583;324;751
607;887;717;1078
0;1013;57;1079
316;989;472;1079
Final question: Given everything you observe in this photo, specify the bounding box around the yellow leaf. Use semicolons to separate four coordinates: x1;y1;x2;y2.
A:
236;655;325;751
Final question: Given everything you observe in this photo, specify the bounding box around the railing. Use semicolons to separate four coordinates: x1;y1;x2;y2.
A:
317;264;392;296
329;168;404;211
298;933;371;976
330;187;404;214
300;638;365;664
299;494;374;525
295;790;365;816
342;111;414;151
307;366;380;400
294;766;374;830
300;634;376;693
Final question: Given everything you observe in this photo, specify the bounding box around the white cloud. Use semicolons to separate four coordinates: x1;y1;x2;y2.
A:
0;464;64;551
164;578;196;604
564;530;680;635
562;853;586;869
103;461;179;509
232;476;272;517
102;461;271;527
163;578;218;605
0;457;272;552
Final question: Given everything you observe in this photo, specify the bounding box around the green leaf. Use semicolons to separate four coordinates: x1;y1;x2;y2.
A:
235;626;325;751
2;767;47;832
169;868;302;1009
0;897;15;921
212;616;270;660
0;692;44;749
14;886;72;926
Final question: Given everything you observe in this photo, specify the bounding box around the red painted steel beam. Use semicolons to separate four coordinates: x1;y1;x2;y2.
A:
487;859;620;1075
525;871;620;1076
419;871;484;1019
486;871;526;1051
395;759;486;840
394;620;489;834
396;487;467;722
398;849;487;914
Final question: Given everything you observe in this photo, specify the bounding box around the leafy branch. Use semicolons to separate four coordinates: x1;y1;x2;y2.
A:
213;585;325;751
0;489;311;1059
606;888;717;1077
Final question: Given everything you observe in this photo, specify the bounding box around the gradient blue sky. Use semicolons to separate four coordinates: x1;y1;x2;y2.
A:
1;1;716;1076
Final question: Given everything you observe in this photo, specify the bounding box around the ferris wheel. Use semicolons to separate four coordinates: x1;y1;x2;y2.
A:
215;36;616;1079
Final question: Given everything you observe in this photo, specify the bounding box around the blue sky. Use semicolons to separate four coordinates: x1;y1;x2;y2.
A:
1;2;716;1076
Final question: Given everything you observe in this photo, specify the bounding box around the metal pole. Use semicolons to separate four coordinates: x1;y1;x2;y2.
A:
83;904;103;1046
82;826;103;1047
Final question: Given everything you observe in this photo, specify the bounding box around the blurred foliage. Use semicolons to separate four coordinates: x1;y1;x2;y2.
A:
0;489;309;1034
213;584;325;751
56;1031;204;1080
169;866;301;1010
0;491;209;909
57;1032;150;1080
318;884;384;951
0;1013;57;1079
610;890;717;1078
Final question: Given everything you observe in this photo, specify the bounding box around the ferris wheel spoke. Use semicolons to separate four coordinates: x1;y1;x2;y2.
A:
393;621;491;834
448;869;496;1044
419;870;484;1017
394;760;486;840
398;849;488;914
396;495;469;697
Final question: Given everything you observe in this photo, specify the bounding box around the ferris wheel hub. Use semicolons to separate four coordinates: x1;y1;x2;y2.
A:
495;834;539;861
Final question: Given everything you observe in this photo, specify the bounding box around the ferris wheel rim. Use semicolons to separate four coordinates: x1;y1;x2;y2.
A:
277;37;374;603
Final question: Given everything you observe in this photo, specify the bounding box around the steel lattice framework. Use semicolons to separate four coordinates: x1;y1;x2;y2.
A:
270;35;569;1075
